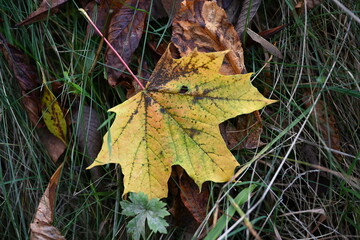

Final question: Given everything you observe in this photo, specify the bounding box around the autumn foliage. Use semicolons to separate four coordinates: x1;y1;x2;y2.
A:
88;48;275;198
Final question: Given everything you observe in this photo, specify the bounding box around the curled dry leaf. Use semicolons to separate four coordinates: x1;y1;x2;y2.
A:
0;35;66;163
177;167;210;223
84;0;125;38
217;0;242;24
245;24;287;48
105;0;150;86
235;0;262;36
85;0;111;37
172;0;245;75
0;34;43;127
246;28;283;59
160;0;182;17
17;0;68;26
37;127;67;163
30;163;65;240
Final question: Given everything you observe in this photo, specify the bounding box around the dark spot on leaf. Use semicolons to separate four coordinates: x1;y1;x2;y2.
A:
160;108;165;114
188;128;201;138
203;89;211;95
179;85;189;94
192;96;204;104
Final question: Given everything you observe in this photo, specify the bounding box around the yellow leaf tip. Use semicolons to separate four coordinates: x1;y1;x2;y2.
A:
86;163;95;170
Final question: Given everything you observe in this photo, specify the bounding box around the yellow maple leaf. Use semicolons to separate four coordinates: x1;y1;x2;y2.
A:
87;49;276;198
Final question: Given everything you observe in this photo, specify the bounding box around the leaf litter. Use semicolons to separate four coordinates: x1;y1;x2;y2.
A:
105;0;150;86
7;0;280;237
0;34;67;163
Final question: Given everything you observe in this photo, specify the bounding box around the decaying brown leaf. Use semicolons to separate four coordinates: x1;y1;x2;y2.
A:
168;167;199;232
37;128;67;163
217;0;242;24
30;163;65;240
84;0;125;38
172;0;245;75
72;104;104;189
177;167;210;223
85;0;111;37
246;28;283;59
300;144;329;195
235;0;262;36
0;35;66;163
245;25;287;48
105;0;150;86
79;0;95;8
160;0;182;17
0;34;43;127
17;0;68;26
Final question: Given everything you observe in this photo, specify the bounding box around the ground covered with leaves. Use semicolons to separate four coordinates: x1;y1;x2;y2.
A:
1;0;359;239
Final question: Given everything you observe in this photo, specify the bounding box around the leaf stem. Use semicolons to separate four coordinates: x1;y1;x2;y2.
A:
78;8;145;90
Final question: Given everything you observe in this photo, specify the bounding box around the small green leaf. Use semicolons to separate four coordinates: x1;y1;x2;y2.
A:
121;192;170;240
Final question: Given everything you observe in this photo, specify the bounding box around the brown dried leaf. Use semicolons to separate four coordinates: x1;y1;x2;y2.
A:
172;0;245;75
235;0;262;36
30;163;65;240
168;167;199;232
72;104;101;160
300;144;329;195
246;28;283;59
0;35;66;163
0;35;42;127
161;0;182;17
217;0;242;24
178;168;210;223
72;104;104;188
125;59;149;98
85;0;111;37
258;25;287;39
105;0;150;86
84;0;124;38
17;0;68;26
37;127;66;163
